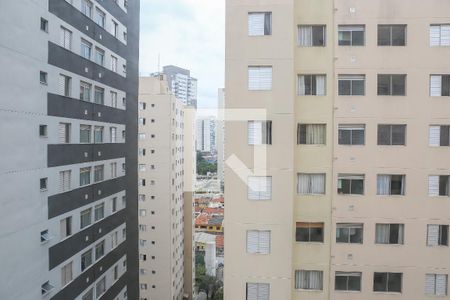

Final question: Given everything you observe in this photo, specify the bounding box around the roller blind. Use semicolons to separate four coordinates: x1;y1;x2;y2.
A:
248;13;265;36
429;126;441;146
248;176;272;200
429;176;440;196
248;121;262;145
430;75;442;96
248;67;272;91
246;230;271;254
430;25;441;46
427;225;440;246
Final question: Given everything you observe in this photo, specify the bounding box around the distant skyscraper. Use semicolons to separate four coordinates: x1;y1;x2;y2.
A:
163;65;198;108
0;1;140;299
196;117;217;153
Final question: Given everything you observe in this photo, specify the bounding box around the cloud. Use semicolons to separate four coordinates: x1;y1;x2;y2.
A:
139;0;225;109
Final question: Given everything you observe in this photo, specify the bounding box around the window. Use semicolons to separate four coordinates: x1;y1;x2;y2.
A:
296;222;324;242
430;24;450;46
378;25;406;46
335;272;362;291
430;75;450;96
58;170;71;193
139;118;146;126
81;39;92;60
94;126;104;143
295;270;323;290
39;125;48;137
338;25;365;46
41;229;50;243
298;75;326;96
81;249;93;272
112;197;117;212
248;66;272;91
111;91;118;108
298;25;325;47
375;224;404;245
80;208;92;229
80;125;91;143
60;216;72;239
111;55;118;72
429;175;450;196
80;81;92;101
82;288;94;300
139;164;146;172
40;178;48;191
246;230;270;254
248;121;272;145
59;123;71;144
94;86;104;105
297;124;326;145
139;102;146;110
297;173;325;195
246;283;270;300
40;71;48;85
80;167;91;186
95;8;105;28
94;165;104;183
336;223;363;244
60;26;72;50
425;274;448;296
427;225;449;246
377;124;406;145
377;175;405;195
248;12;272;36
41;281;55;296
81;0;93;18
373;272;402;293
94;202;105;221
338;124;365;145
112;20;119;38
429;125;450;146
59;74;71;97
95;48;105;66
247;176;272;200
111;162;117;178
377;74;406;96
96;277;106;298
114;265;119;281
338;75;365;95
139;209;147;217
95;241;105;260
139;194;146;202
337;174;364;195
40;18;48;32
61;262;73;286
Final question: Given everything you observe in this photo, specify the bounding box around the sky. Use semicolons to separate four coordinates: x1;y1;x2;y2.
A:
139;0;225;110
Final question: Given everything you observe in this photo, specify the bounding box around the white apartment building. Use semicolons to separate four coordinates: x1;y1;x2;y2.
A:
196;116;217;153
163;65;198;108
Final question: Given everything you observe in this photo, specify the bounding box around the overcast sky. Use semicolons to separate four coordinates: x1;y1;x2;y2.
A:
139;0;225;109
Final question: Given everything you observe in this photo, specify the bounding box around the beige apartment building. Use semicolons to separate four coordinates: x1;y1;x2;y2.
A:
225;1;450;299
138;75;196;300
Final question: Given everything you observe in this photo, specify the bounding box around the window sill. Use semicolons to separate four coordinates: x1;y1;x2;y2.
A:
295;289;323;293
373;291;402;295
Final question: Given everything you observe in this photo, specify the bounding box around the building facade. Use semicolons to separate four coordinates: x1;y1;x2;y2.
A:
138;75;195;300
217;88;226;191
225;1;450;299
0;1;140;299
196;116;217;153
162;65;198;108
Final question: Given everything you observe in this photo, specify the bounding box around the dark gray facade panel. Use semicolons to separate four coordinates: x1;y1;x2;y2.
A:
48;93;127;124
48;42;127;91
48;0;127;58
47;143;126;167
48;176;126;219
49;210;126;270
49;243;127;300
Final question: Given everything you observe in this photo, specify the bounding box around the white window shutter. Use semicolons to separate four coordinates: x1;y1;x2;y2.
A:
59;123;67;143
246;283;258;300
248;13;265;36
429;176;440;196
258;283;270;300
260;177;272;200
428;225;440;246
248;177;260;200
249;67;272;91
430;25;441;46
430;75;442;96
248;121;262;145
258;231;271;254
247;231;259;253
299;26;312;47
298;76;306;95
111;127;117;143
429;126;441;146
441;25;450;46
316;75;326;96
436;274;447;296
425;274;436;295
59;75;65;96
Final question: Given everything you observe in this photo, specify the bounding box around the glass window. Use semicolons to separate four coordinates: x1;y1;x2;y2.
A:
338;25;365;46
94;202;105;221
338;124;365;145
377;74;406;96
81;39;92;60
335;272;362;291
94;86;105;105
338;75;365;95
81;249;93;272
80;167;91;186
80;125;91;143
80;208;92;229
336;223;363;244
338;174;364;195
296;222;324;242
373;272;402;293
94;126;104;143
378;25;406;46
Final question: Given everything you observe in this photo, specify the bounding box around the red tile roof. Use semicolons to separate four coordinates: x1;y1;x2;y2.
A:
216;235;224;249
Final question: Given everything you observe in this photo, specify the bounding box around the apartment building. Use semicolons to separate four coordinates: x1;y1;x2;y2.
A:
0;1;139;300
162;65;198;108
196;116;217;153
138;75;195;300
224;1;450;299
